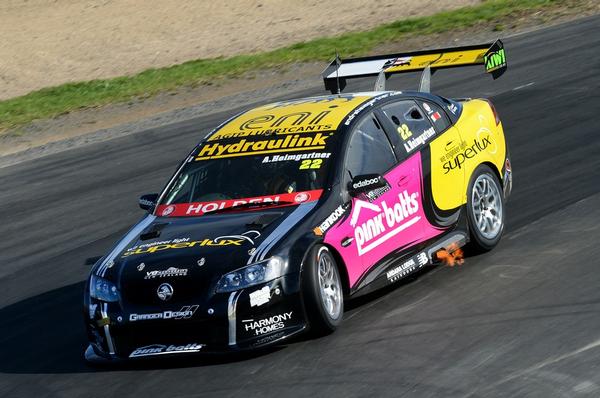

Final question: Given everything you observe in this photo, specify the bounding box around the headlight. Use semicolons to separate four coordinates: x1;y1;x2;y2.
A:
216;257;284;293
89;275;120;302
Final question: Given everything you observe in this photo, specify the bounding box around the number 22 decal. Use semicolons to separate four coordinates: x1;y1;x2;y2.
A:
299;159;323;169
398;124;412;140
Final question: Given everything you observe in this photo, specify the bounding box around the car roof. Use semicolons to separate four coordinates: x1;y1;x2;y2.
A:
203;92;396;142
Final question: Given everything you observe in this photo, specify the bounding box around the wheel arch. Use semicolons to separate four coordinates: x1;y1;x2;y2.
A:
299;240;351;298
479;160;503;187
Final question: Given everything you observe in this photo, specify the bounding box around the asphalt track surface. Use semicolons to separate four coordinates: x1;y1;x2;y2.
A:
1;15;599;398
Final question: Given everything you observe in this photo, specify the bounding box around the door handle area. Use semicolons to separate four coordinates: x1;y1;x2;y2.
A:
341;237;353;247
397;175;410;187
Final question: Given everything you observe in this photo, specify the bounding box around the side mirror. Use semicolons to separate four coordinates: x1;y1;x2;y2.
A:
139;193;159;211
348;174;388;197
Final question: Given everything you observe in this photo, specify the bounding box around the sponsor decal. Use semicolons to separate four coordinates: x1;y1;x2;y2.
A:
294;192;310;203
137;262;145;271
383;56;412;70
403;127;436;153
213;230;261;246
442;135;492;174
197;258;206;267
129;305;199;322
447;103;458;115
344;92;401;126
253;331;285;346
365;185;390;202
352;177;381;190
206;95;369;141
129;343;204;358
266;95;355;109
243;311;293;336
350;191;420;256
122;233;260;257
139;198;156;208
249;286;271;307
262;152;331;163
386;252;428;282
195;132;332;160
155;190;322;217
422;102;441;122
145;267;188;279
397;124;413;140
161;205;175;217
423;102;433;114
313;203;349;236
484;48;506;73
440;140;467;163
157;283;173;301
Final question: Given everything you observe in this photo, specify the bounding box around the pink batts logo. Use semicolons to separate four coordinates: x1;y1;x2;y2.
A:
350;190;420;256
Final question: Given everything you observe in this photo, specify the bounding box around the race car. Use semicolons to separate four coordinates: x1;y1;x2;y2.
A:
84;41;511;362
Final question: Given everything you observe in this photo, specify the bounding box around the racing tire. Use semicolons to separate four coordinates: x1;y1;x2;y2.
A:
466;165;505;253
302;245;344;335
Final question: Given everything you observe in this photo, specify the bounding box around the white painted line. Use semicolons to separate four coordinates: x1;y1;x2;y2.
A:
513;82;535;91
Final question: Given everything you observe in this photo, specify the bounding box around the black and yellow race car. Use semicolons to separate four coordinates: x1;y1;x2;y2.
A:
84;41;510;362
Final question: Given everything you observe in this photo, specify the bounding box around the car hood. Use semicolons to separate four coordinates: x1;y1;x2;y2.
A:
93;203;317;305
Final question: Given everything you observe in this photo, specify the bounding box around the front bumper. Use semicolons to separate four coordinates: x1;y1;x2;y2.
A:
84;274;306;361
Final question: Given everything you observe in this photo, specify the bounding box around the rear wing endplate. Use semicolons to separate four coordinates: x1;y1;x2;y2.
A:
322;40;507;94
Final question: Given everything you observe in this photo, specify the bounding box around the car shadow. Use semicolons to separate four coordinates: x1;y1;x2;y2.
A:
0;259;464;374
0;281;283;374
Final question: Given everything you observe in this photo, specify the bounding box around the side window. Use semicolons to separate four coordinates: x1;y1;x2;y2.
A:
419;100;451;132
381;101;436;155
345;114;397;177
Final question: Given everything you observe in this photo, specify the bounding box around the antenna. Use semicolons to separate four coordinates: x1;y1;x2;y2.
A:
335;51;341;95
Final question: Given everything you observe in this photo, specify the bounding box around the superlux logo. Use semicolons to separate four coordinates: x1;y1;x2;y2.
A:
352;190;420;256
443;135;492;174
122;239;245;256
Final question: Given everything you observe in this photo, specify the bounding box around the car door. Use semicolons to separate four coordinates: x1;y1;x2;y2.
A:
379;98;464;227
417;98;466;213
323;112;426;288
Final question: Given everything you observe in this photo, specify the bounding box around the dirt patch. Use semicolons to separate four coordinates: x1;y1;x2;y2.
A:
0;0;481;100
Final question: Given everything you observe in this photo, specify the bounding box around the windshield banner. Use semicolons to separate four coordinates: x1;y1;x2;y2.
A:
155;189;323;217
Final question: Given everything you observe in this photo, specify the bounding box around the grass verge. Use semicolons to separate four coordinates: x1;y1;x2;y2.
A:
0;0;566;132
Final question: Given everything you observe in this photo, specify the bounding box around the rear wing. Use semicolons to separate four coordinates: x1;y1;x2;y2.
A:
322;40;506;94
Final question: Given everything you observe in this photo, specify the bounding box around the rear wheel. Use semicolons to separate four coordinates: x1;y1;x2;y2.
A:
302;245;344;335
466;165;505;252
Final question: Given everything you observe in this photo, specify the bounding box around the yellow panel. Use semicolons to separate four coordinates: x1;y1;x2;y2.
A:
430;99;506;209
206;95;373;142
429;126;465;210
384;49;485;73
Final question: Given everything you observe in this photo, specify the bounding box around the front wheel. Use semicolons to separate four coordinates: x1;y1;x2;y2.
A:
302;245;344;335
466;165;505;252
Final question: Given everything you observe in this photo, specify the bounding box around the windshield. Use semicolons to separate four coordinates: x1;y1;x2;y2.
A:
155;131;339;217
